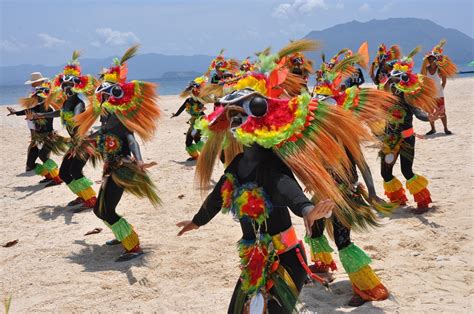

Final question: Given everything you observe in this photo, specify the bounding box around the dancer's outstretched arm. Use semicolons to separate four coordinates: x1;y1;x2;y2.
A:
177;175;226;236
171;99;188;118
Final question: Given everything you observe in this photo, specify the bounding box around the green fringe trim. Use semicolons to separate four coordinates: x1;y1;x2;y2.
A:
270;269;299;313
305;234;334;254
68;177;94;194
34;163;45;175
110;162;161;206
43;159;58;171
338;243;372;274
186;144;198;154
195;140;204;152
105;217;132;241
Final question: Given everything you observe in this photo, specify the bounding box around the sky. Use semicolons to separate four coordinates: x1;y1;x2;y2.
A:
0;0;473;66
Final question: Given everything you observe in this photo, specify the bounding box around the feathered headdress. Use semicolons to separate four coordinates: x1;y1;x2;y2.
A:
19;81;55;109
200;40;318;100
76;45;161;142
179;76;208;98
284;41;315;79
386;47;437;113
421;39;457;78
240;57;255;73
195;40;380;230
373;44;401;68
206;49;239;74
51;50;96;96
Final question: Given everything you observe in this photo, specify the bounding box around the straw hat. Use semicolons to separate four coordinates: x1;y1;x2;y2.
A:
24;72;49;85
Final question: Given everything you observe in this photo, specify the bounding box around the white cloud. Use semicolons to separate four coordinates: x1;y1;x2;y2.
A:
0;37;26;52
359;3;371;12
38;33;67;48
95;28;140;46
335;2;344;9
272;0;328;19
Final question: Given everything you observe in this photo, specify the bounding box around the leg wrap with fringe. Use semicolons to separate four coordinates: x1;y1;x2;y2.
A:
105;217;139;251
43;159;62;183
305;235;337;271
406;174;432;208
68;177;96;207
383;177;408;204
339;243;388;301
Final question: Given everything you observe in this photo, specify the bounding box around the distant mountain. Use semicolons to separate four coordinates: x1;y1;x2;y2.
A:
304;18;474;71
0;54;213;85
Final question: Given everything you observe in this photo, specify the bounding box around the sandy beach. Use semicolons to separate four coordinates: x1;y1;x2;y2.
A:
1;77;473;313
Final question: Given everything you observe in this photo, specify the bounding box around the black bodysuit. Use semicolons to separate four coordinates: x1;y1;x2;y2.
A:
381;96;429;181
191;145;313;313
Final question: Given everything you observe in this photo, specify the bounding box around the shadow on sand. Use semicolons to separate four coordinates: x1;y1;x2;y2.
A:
34;204;89;225
16;171;37;178
12;183;45;200
301;279;386;313
386;205;443;228
66;239;147;285
171;159;197;167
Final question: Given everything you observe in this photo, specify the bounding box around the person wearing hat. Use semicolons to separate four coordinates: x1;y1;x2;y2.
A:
7;73;64;185
28;51;97;209
421;40;457;135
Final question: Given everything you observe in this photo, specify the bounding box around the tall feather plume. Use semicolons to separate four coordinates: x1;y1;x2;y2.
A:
407;46;421;59
389;45;402;60
331;54;361;81
437;39;447;50
196;130;227;191
277;39;320;59
120;44;139;65
72;50;81;62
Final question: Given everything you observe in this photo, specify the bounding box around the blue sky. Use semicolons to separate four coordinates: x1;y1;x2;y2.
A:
1;0;472;66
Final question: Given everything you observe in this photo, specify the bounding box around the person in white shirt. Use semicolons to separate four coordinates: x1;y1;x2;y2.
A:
421;40;457;135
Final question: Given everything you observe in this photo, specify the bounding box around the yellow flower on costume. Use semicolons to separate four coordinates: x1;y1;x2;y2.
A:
234;76;267;96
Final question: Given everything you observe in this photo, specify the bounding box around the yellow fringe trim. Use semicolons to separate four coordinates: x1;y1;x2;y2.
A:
77;187;96;201
122;229;140;251
313;252;335;265
406;174;429;195
348;265;382;291
49;168;59;178
383;177;403;193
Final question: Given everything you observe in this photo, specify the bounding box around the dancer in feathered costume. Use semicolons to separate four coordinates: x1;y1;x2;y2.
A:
28;51;98;209
76;45;161;261
177;40;382;313
381;47;438;214
370;44;401;86
207;49;239;84
309;50;395;306
285;46;314;84
239;57;254;75
421;40;457;135
7;78;66;185
172;76;209;160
